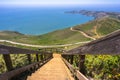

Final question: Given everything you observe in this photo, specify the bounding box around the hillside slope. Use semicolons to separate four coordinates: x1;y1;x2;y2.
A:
73;17;120;38
0;29;91;45
0;17;120;45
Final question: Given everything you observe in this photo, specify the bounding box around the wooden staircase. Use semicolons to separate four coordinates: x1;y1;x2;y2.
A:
27;54;74;80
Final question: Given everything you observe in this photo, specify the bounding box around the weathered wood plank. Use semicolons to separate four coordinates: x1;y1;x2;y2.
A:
62;58;88;80
0;44;39;54
0;45;52;54
76;70;88;80
0;55;52;80
3;54;13;71
79;55;85;75
62;58;75;74
36;54;39;62
65;30;120;55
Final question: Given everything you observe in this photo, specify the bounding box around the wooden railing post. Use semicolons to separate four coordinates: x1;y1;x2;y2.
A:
70;55;73;64
27;54;31;64
3;54;13;71
36;54;39;62
79;55;86;75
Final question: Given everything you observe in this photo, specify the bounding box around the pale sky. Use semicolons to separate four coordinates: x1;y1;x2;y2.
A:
0;0;120;6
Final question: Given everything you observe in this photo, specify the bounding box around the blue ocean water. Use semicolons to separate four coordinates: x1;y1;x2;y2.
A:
0;4;120;35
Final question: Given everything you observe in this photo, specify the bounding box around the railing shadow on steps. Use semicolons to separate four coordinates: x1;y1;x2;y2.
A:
61;30;120;80
0;44;53;80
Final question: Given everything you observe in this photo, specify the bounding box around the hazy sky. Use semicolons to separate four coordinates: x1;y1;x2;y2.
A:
0;0;120;6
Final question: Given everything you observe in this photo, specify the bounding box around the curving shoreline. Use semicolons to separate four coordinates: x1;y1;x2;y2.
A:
66;10;120;19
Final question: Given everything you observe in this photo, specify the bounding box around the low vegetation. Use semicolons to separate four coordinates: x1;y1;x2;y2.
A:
0;29;90;45
0;16;120;80
85;55;120;80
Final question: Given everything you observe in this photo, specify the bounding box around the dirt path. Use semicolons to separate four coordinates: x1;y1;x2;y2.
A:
94;26;100;38
0;28;93;48
27;54;74;80
0;40;90;48
70;27;96;40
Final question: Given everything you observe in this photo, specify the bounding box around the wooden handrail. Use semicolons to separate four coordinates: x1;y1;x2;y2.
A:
62;58;88;80
0;44;54;80
0;55;52;80
0;44;39;54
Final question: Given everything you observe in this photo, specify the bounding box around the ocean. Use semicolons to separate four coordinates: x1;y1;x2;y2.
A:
0;4;120;35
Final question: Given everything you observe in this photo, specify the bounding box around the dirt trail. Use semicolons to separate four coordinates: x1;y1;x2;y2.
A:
70;27;96;40
27;54;74;80
94;26;100;38
0;39;90;48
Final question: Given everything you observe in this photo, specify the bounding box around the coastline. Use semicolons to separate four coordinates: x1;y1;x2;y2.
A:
1;10;120;36
66;10;120;19
0;8;93;35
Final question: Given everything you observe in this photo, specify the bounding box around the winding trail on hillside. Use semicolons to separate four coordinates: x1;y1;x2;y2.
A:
0;27;97;48
0;40;91;48
94;26;101;38
70;27;96;40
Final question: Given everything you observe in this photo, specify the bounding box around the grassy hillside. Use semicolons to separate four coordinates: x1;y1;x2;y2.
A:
96;18;120;35
37;28;91;45
0;29;91;45
73;17;120;38
0;31;39;44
